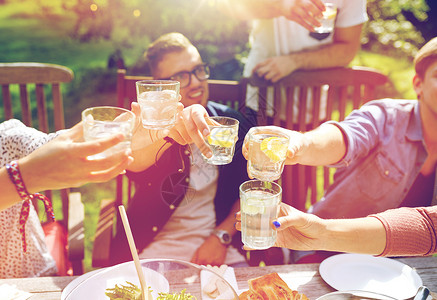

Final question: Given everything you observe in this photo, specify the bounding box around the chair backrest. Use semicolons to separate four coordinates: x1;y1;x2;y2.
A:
0;62;74;223
248;66;389;210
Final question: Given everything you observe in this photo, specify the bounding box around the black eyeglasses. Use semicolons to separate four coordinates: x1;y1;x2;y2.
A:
161;64;210;88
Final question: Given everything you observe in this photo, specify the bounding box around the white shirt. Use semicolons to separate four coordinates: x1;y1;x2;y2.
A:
244;0;368;114
139;146;245;265
0;119;58;278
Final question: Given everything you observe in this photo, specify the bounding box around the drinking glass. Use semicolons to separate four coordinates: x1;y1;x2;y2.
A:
201;116;239;165
240;180;282;250
247;128;290;182
314;2;337;34
136;80;180;130
82;106;135;160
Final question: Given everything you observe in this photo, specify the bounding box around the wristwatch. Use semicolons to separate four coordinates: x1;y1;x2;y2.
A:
212;229;232;245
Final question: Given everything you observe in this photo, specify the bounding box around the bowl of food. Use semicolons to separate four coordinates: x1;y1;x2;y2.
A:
62;258;239;300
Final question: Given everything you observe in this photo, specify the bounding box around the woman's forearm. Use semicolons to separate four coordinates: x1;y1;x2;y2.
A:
323;217;387;255
0;166;27;210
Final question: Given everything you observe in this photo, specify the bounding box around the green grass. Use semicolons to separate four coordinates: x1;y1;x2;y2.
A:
1;1;418;273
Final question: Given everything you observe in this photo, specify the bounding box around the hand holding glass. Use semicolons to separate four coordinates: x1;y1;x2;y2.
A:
247;128;289;182
314;2;337;34
136;80;180;130
201;116;239;165
82;106;135;160
240;180;282;250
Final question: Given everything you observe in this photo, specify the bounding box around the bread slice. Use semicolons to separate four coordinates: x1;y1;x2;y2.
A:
239;272;308;300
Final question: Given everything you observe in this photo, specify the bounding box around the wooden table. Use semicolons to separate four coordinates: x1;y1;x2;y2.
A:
1;256;436;299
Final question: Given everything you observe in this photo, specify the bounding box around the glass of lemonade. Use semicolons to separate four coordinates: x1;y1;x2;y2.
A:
82;106;135;160
248;128;290;182
201;116;239;165
240;180;282;250
314;2;337;34
136;80;180;130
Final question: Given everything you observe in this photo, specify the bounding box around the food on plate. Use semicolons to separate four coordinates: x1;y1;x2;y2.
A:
105;281;144;300
203;264;229;298
105;281;196;300
157;289;196;300
239;273;309;300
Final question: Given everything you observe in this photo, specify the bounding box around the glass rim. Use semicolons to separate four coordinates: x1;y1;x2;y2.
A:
248;128;290;141
324;2;337;9
239;179;282;196
208;116;239;127
136;79;180;86
81;106;135;123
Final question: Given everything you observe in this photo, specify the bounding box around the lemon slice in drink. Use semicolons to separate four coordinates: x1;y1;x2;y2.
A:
260;136;288;162
242;201;265;215
207;128;235;148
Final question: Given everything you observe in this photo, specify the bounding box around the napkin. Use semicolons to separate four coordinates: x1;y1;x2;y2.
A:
0;284;32;300
200;265;239;300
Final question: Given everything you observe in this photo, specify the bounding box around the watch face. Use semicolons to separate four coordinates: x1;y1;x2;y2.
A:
215;230;232;245
222;233;231;244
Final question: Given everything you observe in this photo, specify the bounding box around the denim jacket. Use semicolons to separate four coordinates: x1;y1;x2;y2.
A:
310;99;428;218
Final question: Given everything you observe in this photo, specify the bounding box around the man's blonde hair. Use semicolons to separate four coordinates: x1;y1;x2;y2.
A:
146;32;194;76
414;37;437;79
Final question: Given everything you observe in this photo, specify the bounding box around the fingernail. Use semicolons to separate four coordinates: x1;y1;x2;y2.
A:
207;151;213;158
273;221;281;228
203;129;210;136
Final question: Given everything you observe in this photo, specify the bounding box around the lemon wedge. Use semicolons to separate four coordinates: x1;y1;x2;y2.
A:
207;128;235;148
260;136;288;162
323;9;336;20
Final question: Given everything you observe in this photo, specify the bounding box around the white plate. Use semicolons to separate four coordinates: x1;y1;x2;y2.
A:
62;260;169;300
319;254;422;299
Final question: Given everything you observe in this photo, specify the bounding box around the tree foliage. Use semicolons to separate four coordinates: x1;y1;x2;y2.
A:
363;0;433;59
29;0;437;72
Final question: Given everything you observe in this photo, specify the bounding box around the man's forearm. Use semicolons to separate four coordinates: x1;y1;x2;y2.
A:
297;124;346;166
290;25;363;71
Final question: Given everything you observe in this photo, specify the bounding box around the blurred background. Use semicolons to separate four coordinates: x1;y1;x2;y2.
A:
1;0;436;272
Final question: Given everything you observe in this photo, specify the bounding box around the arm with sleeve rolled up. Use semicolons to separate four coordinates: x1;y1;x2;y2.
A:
242;124;346;167
246;204;437;256
278;122;347;166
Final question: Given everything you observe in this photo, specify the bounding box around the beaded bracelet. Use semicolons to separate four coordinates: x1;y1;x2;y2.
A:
5;160;55;252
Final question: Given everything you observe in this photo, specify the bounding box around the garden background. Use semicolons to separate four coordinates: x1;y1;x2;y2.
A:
1;0;436;272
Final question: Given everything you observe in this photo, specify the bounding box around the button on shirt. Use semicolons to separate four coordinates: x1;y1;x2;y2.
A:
309;99;428;219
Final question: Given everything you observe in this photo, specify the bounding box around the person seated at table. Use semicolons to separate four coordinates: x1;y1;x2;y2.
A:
241;36;437;261
0;104;196;278
110;32;252;268
237;203;437;257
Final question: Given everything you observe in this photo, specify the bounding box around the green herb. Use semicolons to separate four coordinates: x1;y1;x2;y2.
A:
157;289;196;300
105;281;152;300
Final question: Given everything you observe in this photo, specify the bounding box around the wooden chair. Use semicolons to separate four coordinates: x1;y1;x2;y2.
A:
0;62;84;275
248;66;389;211
92;66;388;267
